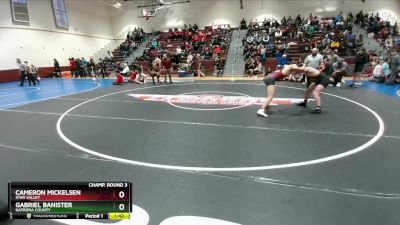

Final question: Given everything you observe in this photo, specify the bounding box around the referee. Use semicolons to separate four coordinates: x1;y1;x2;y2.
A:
304;48;323;86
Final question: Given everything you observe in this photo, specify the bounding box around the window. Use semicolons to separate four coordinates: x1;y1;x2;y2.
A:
51;0;69;28
10;0;30;23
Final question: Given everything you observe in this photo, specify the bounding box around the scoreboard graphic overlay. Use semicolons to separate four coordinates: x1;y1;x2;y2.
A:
8;182;132;220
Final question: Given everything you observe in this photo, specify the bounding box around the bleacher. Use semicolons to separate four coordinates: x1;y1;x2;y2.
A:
134;27;231;76
111;40;144;63
244;20;358;75
102;29;147;75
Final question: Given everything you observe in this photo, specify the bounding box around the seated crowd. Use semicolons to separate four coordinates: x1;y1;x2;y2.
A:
241;11;399;85
66;54;121;79
110;24;232;85
135;23;232;78
67;57;97;78
56;16;399;85
65;27;146;79
355;11;399;50
119;27;145;58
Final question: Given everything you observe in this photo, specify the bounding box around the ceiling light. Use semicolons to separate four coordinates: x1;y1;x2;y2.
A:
113;2;121;8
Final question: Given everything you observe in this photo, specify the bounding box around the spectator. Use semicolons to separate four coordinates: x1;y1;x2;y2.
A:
89;58;96;76
369;60;384;82
260;45;267;64
323;49;339;75
275;29;282;40
187;52;194;64
240;18;247;29
98;58;107;78
335;11;344;25
392;22;398;35
275;50;283;61
330;39;340;50
331;58;347;87
252;60;263;77
162;55;173;84
151;39;158;49
17;58;27;87
185;41;192;52
350;48;368;87
69;58;75;78
385;35;393;50
382;58;390;78
195;54;205;77
295;14;302;25
120;63;130;77
215;56;224;77
245;58;255;76
278;54;289;66
53;59;61;77
386;49;400;85
213;45;221;56
116;61;123;72
193;23;199;32
355;34;363;48
321;35;331;49
81;57;89;76
75;58;82;78
175;46;182;64
344;11;352;21
23;61;36;85
369;50;379;67
107;51;114;62
281;16;287;26
30;65;40;84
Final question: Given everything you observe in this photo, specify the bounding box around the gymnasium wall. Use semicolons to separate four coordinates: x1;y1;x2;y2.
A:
111;0;400;34
0;0;115;71
1;0;399;82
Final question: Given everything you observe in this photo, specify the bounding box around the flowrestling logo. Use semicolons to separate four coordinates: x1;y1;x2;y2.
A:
128;92;310;110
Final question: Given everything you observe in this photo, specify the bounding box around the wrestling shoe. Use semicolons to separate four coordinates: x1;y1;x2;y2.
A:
296;102;307;107
310;108;322;114
257;109;269;118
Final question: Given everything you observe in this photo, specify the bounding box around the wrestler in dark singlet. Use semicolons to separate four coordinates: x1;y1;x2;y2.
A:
296;66;331;114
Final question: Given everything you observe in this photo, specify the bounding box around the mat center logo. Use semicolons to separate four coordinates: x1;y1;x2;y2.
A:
128;91;307;111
